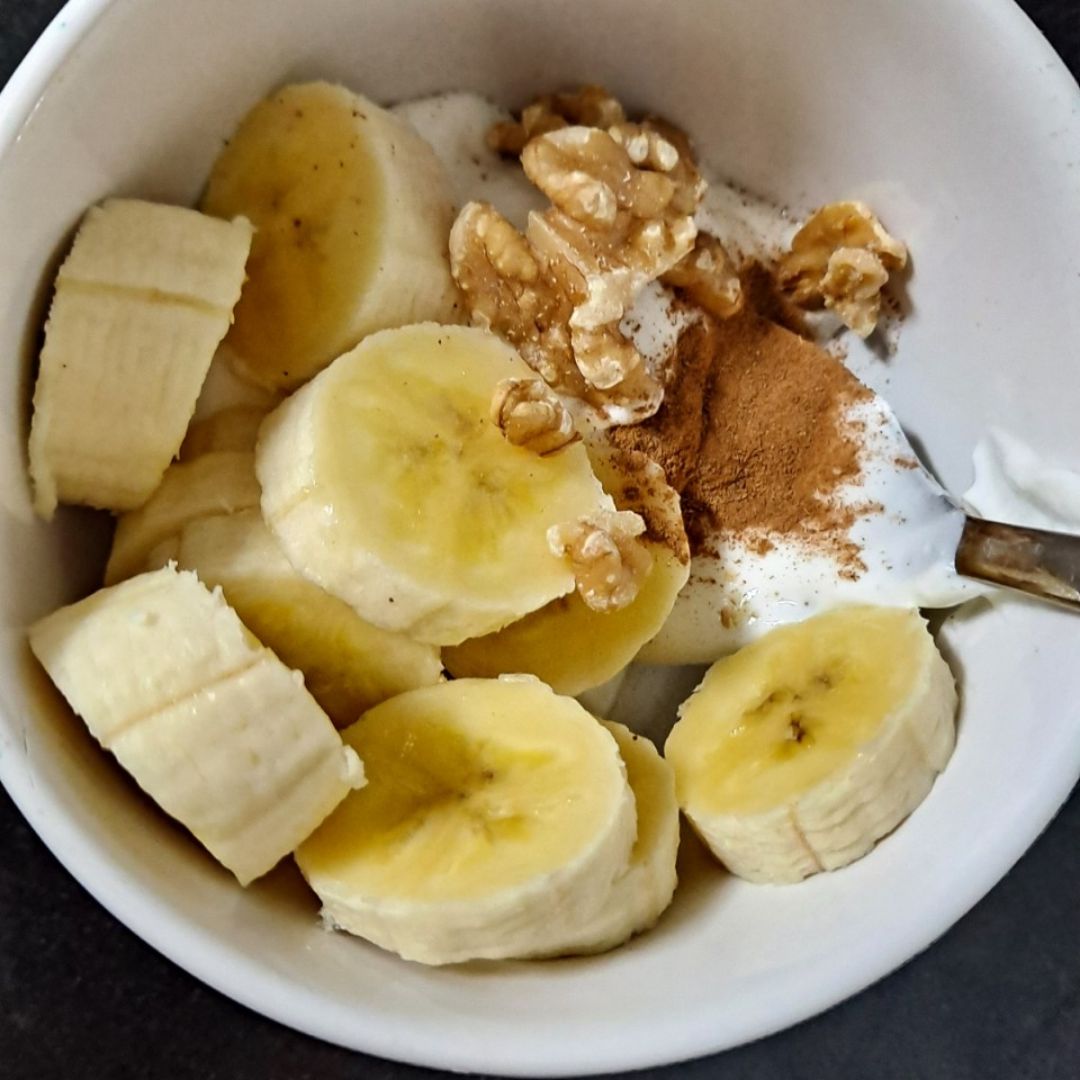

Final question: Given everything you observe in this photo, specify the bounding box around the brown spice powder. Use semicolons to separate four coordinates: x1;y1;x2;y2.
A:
610;308;874;572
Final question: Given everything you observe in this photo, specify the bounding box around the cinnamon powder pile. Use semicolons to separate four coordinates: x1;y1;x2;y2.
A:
611;308;874;573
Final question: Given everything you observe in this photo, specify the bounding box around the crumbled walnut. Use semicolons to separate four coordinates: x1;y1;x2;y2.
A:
662;234;744;319
488;85;627;155
547;509;654;612
818;247;889;338
490;377;580;455
777;201;907;335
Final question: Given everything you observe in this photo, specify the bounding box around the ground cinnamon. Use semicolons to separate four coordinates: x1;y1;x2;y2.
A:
610;307;874;573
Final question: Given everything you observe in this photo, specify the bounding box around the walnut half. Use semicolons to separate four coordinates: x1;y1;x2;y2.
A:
777;201;907;337
548;509;654;612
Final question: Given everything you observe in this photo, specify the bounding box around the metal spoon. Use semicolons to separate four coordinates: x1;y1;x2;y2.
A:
956;517;1080;609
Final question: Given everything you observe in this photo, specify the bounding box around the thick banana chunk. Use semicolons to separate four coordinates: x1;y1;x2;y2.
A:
665;606;957;884
295;677;636;965
257;324;613;646
172;510;444;726
202;81;460;391
28;199;252;518
105;451;261;584
555;721;679;954
445;445;689;693
28;566;363;885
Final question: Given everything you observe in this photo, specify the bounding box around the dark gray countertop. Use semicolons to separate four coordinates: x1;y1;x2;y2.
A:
1;1;1078;1077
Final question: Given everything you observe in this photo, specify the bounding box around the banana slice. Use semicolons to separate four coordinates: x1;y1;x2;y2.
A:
28;565;363;885
104;451;260;584
180;406;267;460
257;323;614;646
665;606;957;884
28;199;252;518
295;677;636;965
556;720;679;954
202;81;460;391
172;509;443;726
444;445;689;694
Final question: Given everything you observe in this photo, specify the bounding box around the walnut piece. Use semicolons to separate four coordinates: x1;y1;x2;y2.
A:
570;323;649;392
777;201;907;336
547;509;654;612
449;202;577;390
661;233;743;319
488;85;627;155
819;247;889;338
522;126;677;228
491;377;580;455
608;120;706;217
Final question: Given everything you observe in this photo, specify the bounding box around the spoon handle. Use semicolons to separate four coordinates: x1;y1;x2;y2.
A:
955;516;1080;608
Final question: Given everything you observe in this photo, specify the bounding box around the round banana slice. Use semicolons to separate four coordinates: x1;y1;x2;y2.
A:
554;721;679;955
172;509;443;727
104;451;260;585
444;446;690;694
202;81;460;390
295;677;637;965
665;605;957;884
256;323;614;646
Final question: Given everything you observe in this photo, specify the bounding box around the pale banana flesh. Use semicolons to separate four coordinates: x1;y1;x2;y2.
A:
552;720;680;955
28;566;364;885
171;509;444;727
180;405;267;460
28;199;252;518
444;445;690;694
105;451;261;584
665;606;957;884
257;323;614;646
295;677;637;965
202;82;460;391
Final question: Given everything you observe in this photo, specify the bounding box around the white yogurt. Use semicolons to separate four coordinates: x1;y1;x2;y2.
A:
963;428;1080;532
620;279;701;377
393;93;546;231
695;180;795;264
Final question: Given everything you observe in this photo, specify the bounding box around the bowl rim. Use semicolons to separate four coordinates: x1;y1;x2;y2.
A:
2;0;1079;1074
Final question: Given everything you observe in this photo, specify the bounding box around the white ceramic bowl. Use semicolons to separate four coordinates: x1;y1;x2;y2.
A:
2;0;1079;1074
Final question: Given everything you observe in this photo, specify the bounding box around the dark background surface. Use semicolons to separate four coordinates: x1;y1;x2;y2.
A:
1;1;1078;1077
